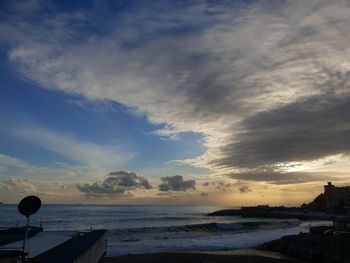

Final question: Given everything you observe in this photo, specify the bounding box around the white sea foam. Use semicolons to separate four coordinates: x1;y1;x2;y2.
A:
106;220;332;256
0;204;332;256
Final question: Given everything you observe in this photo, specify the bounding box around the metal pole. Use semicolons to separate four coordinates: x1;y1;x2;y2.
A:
22;212;31;253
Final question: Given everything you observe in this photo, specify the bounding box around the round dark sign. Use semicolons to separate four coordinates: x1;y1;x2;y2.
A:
18;196;41;218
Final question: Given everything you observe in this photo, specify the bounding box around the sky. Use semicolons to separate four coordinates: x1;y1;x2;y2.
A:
1;0;350;205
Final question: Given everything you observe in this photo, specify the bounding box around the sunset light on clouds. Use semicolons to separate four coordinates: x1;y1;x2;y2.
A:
1;0;350;205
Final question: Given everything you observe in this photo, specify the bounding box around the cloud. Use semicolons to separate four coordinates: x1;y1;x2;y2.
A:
229;170;343;185
53;182;67;190
108;171;152;189
214;93;350;169
0;176;80;202
0;153;93;180
2;0;350;185
158;175;196;192
239;185;252;194
0;154;99;201
201;180;232;189
76;171;152;197
11;125;133;170
1;178;38;195
200;192;209;197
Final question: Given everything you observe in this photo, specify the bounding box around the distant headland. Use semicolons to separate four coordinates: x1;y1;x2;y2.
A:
209;182;350;263
209;182;350;220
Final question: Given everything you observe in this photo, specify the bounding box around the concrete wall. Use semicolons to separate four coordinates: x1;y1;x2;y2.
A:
73;232;107;263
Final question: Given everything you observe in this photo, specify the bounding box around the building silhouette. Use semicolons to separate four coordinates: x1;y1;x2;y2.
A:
324;182;350;211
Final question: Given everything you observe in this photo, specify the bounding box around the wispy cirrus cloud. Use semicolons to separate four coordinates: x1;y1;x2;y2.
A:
0;153;96;181
10;125;134;170
2;0;350;186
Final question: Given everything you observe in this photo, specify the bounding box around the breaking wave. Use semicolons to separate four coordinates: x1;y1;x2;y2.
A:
106;220;329;256
108;220;300;242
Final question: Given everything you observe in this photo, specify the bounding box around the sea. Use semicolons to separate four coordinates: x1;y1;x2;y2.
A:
0;204;332;256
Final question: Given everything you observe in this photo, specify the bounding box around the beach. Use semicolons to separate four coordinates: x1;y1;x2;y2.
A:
101;250;306;263
101;240;307;262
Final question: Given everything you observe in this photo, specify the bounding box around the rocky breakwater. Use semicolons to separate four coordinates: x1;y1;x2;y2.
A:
278;232;350;263
208;205;350;221
256;222;350;262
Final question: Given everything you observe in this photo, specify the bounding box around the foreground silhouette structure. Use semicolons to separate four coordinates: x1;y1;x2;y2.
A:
324;182;350;211
0;196;107;263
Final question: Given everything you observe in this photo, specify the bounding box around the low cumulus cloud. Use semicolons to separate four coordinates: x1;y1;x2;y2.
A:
1;178;38;195
0;177;69;198
239;185;252;194
54;182;66;190
108;171;152;189
202;180;232;189
200;192;209;197
158;175;196;192
77;171;152;197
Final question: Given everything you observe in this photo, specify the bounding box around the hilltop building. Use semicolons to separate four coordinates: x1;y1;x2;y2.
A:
324;182;350;211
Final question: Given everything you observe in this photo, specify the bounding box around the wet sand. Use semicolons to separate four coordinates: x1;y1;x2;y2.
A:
101;249;307;263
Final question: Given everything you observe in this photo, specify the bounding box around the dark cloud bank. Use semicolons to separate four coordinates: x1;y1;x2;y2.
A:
230;171;344;185
77;171;152;197
214;91;350;183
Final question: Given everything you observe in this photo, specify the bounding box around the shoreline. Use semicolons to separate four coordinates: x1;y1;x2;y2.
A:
101;248;306;263
101;223;350;263
101;240;303;263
